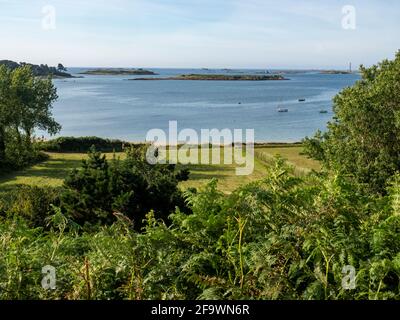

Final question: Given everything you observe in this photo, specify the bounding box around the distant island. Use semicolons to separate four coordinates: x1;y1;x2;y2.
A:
129;74;288;81
0;60;74;78
320;70;353;75
80;68;158;75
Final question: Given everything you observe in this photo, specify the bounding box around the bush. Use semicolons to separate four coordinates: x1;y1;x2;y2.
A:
39;136;129;153
0;132;50;172
1;159;399;300
303;51;400;194
0;185;61;228
60;146;190;229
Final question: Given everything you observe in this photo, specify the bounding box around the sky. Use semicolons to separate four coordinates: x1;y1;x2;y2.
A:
0;0;399;69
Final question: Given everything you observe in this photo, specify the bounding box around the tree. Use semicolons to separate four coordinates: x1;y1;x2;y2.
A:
0;66;12;165
57;63;67;72
0;65;60;168
303;51;400;193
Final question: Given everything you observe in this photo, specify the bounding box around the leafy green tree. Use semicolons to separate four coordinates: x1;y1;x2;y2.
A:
303;51;400;193
9;66;60;148
0;66;12;166
0;65;60;169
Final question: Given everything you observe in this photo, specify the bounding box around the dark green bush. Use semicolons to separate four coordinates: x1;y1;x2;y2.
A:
39;136;129;153
60;146;190;229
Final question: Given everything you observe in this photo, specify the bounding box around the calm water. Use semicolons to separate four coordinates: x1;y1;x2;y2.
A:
47;68;360;142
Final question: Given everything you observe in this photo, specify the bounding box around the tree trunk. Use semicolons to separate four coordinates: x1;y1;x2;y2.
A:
15;125;22;148
25;128;32;151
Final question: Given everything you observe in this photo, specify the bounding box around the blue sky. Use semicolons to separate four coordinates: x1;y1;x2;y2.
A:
0;0;399;68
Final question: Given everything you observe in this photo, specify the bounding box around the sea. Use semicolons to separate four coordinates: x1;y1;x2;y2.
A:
45;68;360;142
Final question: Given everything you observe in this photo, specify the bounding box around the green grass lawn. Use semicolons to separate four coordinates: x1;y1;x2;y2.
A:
0;145;320;194
254;145;321;174
178;156;268;193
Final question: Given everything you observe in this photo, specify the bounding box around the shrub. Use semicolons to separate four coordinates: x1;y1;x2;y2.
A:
60;146;190;229
0;133;50;172
303;51;400;194
0;185;61;228
0;159;399;300
39;136;129;153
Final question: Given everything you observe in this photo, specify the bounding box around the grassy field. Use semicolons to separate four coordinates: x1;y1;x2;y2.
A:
0;145;320;194
254;145;321;174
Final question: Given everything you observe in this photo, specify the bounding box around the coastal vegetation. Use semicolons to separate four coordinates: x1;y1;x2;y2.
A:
0;144;316;194
0;53;399;300
304;51;400;194
39;136;128;153
131;74;287;81
0;60;74;78
0;64;60;173
1;152;399;299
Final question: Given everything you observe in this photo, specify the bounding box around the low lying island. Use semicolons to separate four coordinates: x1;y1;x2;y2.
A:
80;68;158;75
129;74;289;81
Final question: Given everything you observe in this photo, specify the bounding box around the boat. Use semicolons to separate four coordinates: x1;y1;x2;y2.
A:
277;98;288;112
299;98;306;102
319;110;328;114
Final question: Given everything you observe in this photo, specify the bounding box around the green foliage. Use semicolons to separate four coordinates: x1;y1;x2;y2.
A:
303;51;400;193
0;64;60;171
0;60;72;78
39;136;129;153
1;158;398;300
60;147;189;229
0;185;61;228
3;136;50;170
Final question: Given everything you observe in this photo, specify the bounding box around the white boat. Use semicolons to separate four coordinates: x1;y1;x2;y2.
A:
276;98;288;112
277;108;288;112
